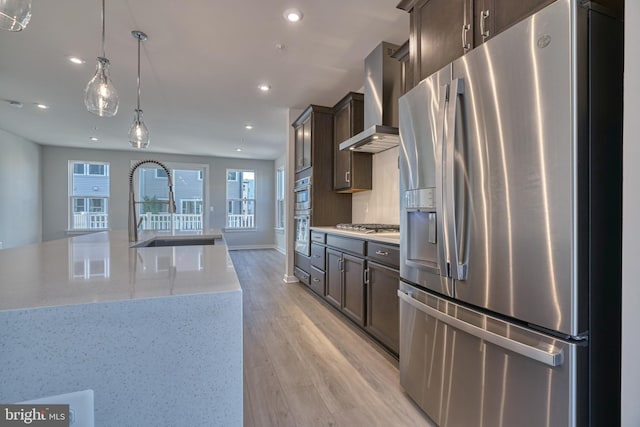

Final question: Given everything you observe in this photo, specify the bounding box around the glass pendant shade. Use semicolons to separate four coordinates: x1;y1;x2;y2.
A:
129;109;149;149
84;57;119;117
0;0;32;31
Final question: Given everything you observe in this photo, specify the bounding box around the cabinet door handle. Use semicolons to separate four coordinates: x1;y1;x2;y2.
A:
345;171;350;183
480;10;490;40
312;278;320;282
364;268;369;285
375;250;389;256
461;23;471;51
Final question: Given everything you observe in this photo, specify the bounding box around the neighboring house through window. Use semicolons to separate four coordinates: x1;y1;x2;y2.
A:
69;161;110;230
226;169;255;229
135;162;207;231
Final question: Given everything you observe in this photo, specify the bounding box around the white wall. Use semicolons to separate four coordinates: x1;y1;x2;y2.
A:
352;146;400;224
41;146;275;249
274;152;286;254
0;129;42;249
622;3;640;426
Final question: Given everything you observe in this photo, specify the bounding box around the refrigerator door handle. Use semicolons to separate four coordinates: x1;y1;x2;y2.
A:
436;83;450;278
444;78;468;281
397;290;564;367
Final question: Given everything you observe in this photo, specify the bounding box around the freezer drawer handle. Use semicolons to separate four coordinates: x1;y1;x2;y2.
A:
397;290;563;367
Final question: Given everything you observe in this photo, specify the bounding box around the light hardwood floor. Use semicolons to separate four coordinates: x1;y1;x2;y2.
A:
230;249;435;427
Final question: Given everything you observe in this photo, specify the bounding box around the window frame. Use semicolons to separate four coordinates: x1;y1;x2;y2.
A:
155;168;168;179
68;160;110;232
225;169;256;231
131;161;209;231
275;167;285;230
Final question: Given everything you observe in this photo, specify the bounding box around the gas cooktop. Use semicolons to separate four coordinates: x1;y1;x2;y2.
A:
335;223;400;233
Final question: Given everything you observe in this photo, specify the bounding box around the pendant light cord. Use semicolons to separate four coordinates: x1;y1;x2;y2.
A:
136;36;141;112
101;0;106;58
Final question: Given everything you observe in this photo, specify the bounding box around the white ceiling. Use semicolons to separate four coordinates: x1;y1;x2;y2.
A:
0;0;408;160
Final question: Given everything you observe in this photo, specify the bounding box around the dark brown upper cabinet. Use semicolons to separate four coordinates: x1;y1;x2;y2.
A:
474;0;556;46
292;105;352;224
396;0;598;87
333;92;372;193
294;111;313;173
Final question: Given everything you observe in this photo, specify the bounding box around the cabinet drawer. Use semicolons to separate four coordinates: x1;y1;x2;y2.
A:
311;243;326;270
294;267;310;285
311;231;326;243
368;242;400;269
294;252;311;274
310;267;325;296
326;235;365;256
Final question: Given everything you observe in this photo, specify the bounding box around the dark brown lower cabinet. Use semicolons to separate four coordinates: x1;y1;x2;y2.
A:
341;254;366;327
325;248;366;327
365;261;400;354
326;248;342;309
310;266;325;296
307;233;399;356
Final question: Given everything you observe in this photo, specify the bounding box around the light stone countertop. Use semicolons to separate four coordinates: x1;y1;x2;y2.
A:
0;229;240;311
310;226;400;245
0;228;243;426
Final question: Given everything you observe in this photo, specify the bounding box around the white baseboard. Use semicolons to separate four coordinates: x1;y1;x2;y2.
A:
275;246;286;255
226;244;276;251
283;274;299;283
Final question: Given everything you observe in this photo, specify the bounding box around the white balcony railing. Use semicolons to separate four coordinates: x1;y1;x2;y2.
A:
226;214;255;229
72;213;204;231
73;213;109;229
139;213;203;231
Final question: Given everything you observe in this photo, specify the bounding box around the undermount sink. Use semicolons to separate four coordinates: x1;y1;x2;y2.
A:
132;236;218;248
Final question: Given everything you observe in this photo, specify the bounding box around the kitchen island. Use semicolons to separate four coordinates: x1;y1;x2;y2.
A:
0;230;242;427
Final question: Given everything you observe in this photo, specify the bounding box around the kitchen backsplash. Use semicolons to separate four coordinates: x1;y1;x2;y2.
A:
352;146;400;224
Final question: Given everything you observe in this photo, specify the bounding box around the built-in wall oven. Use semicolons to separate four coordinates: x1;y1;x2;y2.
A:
294;177;312;256
294;177;311;211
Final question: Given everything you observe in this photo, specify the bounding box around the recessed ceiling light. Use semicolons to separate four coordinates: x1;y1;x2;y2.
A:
245;125;253;130
283;8;303;22
89;137;99;142
258;84;271;92
6;100;23;108
68;56;86;65
35;103;49;109
236;148;242;152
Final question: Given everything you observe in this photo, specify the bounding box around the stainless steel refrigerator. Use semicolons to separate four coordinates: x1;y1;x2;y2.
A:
397;0;623;425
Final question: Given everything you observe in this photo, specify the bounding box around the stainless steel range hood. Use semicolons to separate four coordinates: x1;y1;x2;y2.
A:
339;42;401;153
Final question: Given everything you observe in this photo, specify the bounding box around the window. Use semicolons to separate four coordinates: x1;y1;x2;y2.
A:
69;161;110;230
181;199;203;215
135;163;207;231
88;164;106;175
226;169;255;229
72;163;107;176
276;168;285;229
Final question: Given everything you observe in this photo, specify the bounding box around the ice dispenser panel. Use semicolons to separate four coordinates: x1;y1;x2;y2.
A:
404;188;438;271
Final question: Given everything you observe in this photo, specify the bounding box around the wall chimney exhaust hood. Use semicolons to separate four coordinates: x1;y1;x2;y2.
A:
339;42;401;153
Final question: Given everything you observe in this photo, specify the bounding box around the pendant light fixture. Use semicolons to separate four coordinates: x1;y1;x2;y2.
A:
128;30;150;149
0;0;31;31
84;0;118;117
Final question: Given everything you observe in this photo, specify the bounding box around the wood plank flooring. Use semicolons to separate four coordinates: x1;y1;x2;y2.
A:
230;249;435;427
